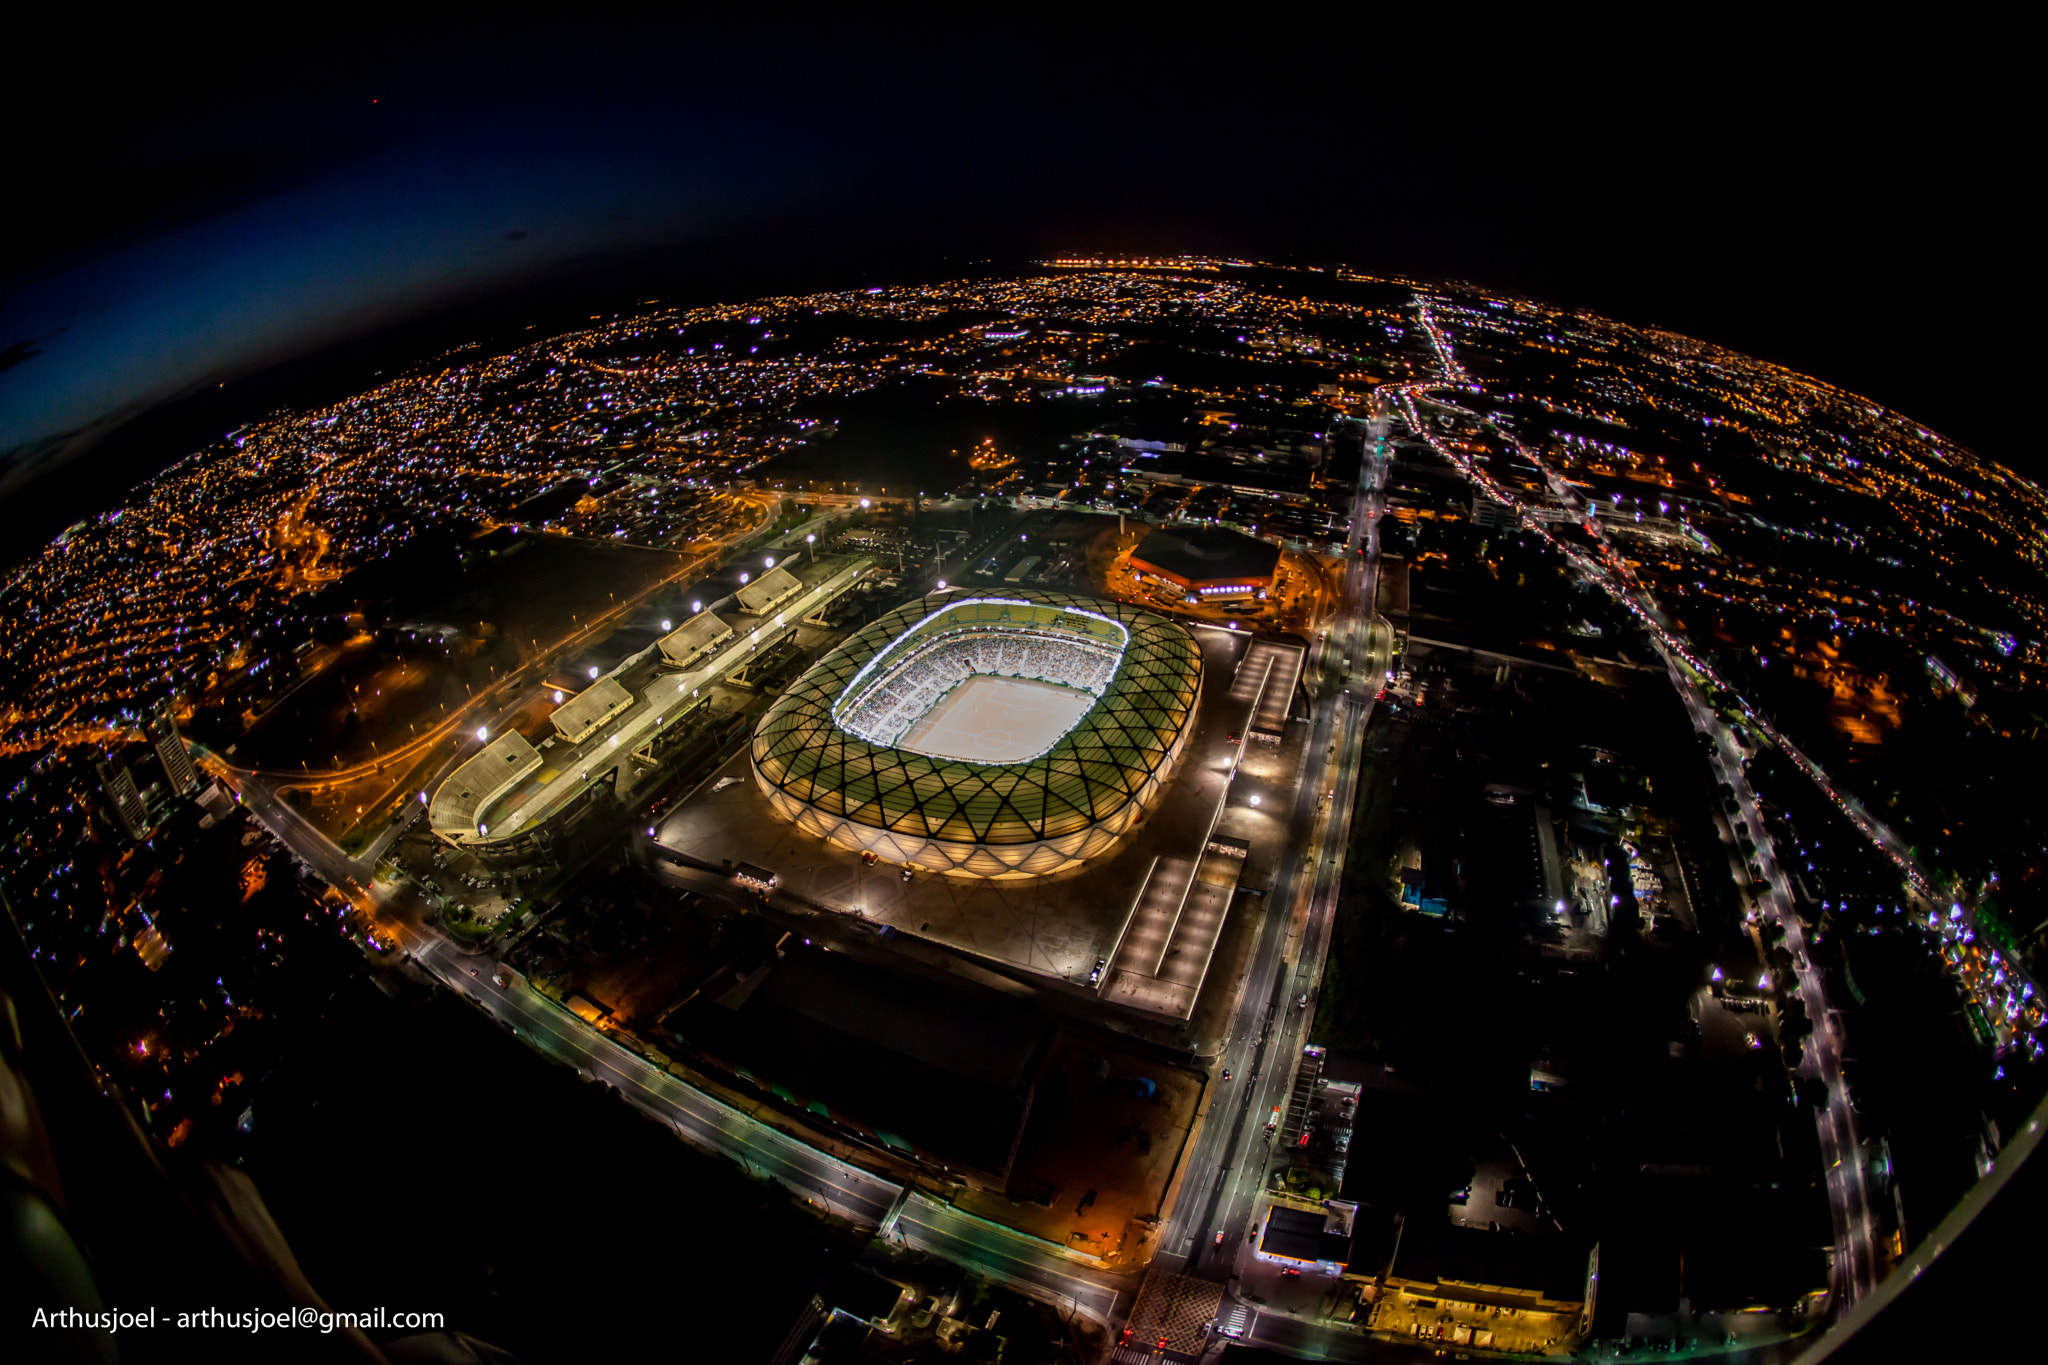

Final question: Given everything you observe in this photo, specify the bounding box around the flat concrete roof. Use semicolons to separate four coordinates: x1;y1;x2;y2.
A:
737;565;803;613
657;609;734;668
550;675;635;744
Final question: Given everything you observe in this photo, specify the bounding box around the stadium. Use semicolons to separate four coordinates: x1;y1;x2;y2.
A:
751;590;1202;878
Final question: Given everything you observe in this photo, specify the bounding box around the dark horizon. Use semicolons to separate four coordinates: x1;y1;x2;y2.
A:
1;22;2030;553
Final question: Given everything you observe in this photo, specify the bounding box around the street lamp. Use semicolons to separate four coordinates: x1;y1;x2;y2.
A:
1249;793;1262;807
553;690;564;704
691;600;702;614
588;666;600;679
764;556;776;568
475;726;489;742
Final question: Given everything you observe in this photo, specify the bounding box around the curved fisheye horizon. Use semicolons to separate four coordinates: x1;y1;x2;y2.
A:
2;22;2038;1365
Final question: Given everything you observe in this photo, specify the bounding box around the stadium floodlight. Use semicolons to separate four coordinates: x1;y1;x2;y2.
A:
1249;793;1262;807
419;791;428;804
936;579;948;591
553;690;564;704
765;556;776;568
739;572;751;584
475;726;489;742
661;619;672;631
691;601;702;613
859;498;870;508
588;666;600;679
806;533;816;543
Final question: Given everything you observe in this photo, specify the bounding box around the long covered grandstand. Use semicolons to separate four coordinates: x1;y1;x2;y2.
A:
752;591;1201;878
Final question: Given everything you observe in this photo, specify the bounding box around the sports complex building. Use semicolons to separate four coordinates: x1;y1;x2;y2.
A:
750;590;1202;878
428;556;872;864
1128;525;1281;604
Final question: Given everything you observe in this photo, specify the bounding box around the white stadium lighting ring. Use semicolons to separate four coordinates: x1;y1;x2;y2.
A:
752;589;1200;879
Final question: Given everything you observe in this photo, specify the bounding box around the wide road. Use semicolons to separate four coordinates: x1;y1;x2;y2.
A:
221;741;1150;1327
222;765;902;1217
1663;656;1882;1304
1147;400;1396;1353
1400;308;1886;1310
887;1193;1127;1324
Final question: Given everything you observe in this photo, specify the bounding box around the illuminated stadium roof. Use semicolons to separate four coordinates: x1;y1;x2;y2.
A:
752;590;1201;877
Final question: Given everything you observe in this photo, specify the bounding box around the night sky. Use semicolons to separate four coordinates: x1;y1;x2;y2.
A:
1;22;2026;545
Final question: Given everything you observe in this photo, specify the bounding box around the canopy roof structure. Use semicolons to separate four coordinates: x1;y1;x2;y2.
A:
657;609;735;670
428;730;542;841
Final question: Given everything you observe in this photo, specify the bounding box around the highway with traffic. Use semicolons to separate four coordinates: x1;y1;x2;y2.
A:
216;662;1136;1327
1136;398;1398;1356
1403;302;1887;1310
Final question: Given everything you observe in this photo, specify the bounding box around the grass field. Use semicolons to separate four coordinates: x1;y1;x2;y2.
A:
899;674;1093;764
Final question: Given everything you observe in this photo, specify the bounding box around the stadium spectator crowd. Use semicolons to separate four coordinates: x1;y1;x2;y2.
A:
840;630;1118;747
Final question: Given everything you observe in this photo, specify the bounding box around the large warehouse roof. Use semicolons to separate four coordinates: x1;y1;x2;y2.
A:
1130;525;1280;586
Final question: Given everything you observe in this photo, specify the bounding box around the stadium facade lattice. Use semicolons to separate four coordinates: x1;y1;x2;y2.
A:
751;590;1202;878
